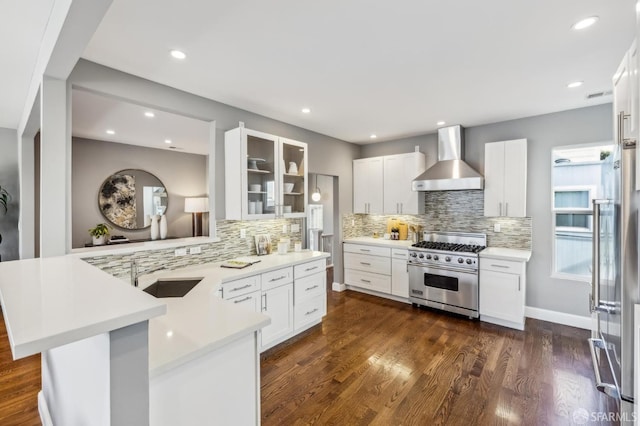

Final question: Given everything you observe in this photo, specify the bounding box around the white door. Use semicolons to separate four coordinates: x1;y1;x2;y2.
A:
503;139;527;217
479;270;522;323
391;258;409;298
353;158;383;214
261;284;294;348
483;142;505;216
383;153;426;214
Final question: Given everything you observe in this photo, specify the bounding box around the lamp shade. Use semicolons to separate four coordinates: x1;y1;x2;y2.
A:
184;197;209;213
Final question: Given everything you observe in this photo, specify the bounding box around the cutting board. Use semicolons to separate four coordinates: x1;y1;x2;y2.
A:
386;218;409;240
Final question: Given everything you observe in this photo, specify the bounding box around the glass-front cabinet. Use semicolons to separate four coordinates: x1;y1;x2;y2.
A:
225;125;307;220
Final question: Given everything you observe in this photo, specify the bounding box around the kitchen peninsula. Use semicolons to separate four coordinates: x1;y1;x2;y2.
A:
0;249;328;425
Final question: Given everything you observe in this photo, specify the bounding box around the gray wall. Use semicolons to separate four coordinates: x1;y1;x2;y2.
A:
0;127;19;261
72;138;206;248
359;103;613;317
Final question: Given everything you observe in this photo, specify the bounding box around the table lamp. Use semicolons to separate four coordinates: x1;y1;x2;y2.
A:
184;197;209;237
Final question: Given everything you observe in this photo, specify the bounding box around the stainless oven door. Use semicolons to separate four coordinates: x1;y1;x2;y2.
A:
408;264;478;316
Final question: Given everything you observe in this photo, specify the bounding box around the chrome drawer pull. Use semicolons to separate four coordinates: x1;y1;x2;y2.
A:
305;308;319;316
269;275;287;282
233;296;252;304
359;249;371;252
231;284;252;292
360;262;371;266
305;285;319;291
360;279;371;283
305;266;318;272
490;264;510;269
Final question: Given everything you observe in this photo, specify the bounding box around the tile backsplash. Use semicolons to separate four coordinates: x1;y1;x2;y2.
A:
343;190;531;250
83;218;303;280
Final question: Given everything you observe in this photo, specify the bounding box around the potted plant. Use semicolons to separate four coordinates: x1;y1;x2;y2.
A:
89;223;111;246
0;185;10;246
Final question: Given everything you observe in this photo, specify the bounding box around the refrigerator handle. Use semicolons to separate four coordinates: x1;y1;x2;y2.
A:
618;111;637;147
591;199;613;313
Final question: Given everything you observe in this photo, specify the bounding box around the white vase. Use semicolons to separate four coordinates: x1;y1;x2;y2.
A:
150;215;159;240
92;235;106;246
160;214;168;239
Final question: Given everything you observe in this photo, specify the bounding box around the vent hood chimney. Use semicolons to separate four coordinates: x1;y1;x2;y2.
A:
412;125;484;191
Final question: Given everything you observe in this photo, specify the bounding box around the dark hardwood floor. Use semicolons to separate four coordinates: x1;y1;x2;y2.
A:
0;309;41;426
0;291;621;425
261;290;620;425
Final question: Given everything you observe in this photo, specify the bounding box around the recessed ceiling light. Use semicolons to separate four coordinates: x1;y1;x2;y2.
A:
301;107;311;114
572;16;599;30
106;129;115;135
437;121;446;126
370;134;377;139
165;139;172;144
170;49;186;60
567;81;584;88
144;111;155;118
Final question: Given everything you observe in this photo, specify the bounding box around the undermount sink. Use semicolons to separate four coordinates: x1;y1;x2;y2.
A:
143;278;203;298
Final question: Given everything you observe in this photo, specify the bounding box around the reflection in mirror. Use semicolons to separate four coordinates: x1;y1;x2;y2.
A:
99;169;167;230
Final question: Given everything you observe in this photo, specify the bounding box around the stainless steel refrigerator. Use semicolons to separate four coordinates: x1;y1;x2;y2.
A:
589;112;639;411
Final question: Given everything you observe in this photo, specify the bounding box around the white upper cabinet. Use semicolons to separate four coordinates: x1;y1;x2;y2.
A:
353;157;384;214
383;152;426;214
353;152;425;215
484;139;527;217
225;125;307;220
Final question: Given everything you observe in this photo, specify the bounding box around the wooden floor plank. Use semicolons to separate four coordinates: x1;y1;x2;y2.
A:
262;290;621;426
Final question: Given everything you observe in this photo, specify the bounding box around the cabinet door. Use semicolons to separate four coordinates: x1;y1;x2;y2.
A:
225;127;279;220
261;283;294;348
353;158;383;214
391;258;409;298
279;137;307;218
503;139;527;217
479;270;523;323
383;153;426;214
483;141;505;217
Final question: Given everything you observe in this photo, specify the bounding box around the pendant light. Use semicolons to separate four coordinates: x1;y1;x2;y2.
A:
311;174;321;202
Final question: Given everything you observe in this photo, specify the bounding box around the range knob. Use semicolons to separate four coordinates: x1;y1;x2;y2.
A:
426;254;432;260
457;258;464;264
410;252;417;258
466;259;473;264
433;255;439;261
445;256;451;262
418;253;424;259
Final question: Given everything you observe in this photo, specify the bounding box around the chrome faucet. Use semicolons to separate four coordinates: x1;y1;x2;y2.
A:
131;259;167;287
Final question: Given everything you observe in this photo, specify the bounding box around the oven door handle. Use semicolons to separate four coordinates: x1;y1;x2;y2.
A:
407;263;477;274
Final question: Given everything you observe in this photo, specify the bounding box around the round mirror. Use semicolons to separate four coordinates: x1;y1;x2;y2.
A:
98;169;167;230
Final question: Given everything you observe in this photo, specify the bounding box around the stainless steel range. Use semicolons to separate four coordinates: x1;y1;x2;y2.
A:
408;231;486;318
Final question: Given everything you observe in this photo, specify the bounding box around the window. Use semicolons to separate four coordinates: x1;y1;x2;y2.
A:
551;144;613;280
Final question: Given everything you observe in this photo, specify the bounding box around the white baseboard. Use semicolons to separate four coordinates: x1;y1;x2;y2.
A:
525;306;591;330
38;390;53;426
332;282;346;292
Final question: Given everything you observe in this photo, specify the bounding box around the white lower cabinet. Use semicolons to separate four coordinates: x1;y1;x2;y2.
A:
391;249;409;298
479;257;526;330
261;283;294;349
219;259;327;353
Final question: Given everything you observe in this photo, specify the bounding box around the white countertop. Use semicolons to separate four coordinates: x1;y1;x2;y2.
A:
71;236;220;258
136;250;329;378
0;256;167;359
344;237;413;249
480;247;532;262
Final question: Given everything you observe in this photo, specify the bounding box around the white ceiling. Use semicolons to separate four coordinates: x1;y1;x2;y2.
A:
72;90;210;155
1;1;637;146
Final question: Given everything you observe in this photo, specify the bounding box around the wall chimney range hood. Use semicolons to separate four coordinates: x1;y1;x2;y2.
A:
412;125;484;191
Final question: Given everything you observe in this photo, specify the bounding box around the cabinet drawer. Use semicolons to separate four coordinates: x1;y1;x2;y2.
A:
294;272;325;304
294;294;325;330
480;258;522;274
391;248;408;259
294;259;326;279
345;269;391;294
227;291;261;312
221;275;261;299
344;243;391;257
262;267;293;291
344;252;390;275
